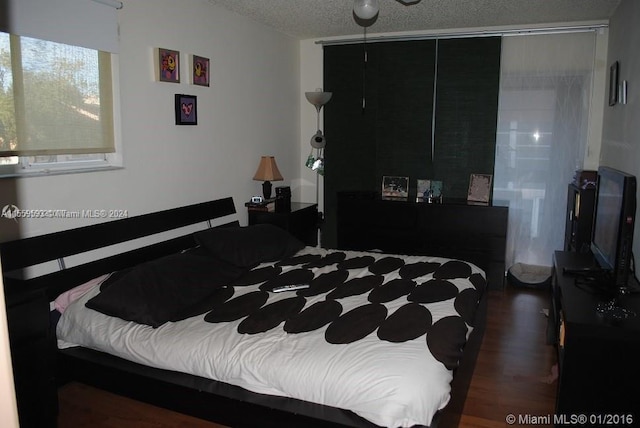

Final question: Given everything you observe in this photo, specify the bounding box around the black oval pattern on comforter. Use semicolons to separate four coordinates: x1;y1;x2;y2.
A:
203;250;486;370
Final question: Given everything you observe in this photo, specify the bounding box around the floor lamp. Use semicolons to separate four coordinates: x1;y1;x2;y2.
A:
305;89;332;244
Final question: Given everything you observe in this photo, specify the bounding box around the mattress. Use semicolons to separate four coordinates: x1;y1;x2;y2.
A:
56;246;486;427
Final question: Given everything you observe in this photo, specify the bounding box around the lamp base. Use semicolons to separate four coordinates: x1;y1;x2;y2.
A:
262;181;272;199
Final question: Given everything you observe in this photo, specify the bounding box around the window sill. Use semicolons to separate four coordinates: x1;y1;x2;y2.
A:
0;165;124;179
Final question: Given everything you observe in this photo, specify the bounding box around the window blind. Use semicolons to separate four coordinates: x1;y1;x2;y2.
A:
322;37;501;248
0;0;119;53
0;33;115;156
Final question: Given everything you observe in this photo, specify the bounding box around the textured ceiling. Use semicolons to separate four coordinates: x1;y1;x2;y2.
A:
207;0;621;39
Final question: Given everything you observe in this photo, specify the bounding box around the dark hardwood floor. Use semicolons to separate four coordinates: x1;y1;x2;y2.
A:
459;286;557;427
57;285;557;428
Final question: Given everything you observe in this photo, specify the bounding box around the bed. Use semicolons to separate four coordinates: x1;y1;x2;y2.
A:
1;197;488;428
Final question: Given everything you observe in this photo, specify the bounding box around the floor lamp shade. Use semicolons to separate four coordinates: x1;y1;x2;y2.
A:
253;156;283;199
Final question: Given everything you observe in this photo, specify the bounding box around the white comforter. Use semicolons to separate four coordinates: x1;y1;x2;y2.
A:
57;247;483;427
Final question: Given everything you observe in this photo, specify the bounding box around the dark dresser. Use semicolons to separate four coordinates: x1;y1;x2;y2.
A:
336;191;508;289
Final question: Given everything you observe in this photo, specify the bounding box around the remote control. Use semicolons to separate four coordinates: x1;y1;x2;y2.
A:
271;284;310;293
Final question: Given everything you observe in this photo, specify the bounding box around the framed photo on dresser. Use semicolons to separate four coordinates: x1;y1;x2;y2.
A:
467;173;492;204
382;176;409;199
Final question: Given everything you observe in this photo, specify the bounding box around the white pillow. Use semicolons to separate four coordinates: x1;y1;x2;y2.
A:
53;273;111;313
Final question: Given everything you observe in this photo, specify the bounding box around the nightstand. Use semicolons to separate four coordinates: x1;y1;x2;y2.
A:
248;202;318;247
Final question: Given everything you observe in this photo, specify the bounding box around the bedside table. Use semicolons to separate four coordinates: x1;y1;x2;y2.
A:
248;202;318;246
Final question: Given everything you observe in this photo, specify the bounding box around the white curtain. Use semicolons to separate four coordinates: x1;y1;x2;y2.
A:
494;32;597;268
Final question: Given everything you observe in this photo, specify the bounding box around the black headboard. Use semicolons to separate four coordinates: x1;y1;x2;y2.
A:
1;198;238;300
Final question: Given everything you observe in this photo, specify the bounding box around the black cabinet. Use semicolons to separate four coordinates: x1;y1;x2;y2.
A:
336;192;508;289
551;251;640;424
564;184;595;253
248;202;318;247
4;281;57;428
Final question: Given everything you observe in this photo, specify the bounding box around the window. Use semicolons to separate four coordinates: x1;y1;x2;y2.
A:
0;32;118;176
494;32;597;268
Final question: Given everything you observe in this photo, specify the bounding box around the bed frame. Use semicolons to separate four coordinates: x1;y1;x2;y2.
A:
1;197;487;428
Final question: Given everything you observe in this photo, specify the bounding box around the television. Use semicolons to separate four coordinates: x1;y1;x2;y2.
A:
590;166;637;293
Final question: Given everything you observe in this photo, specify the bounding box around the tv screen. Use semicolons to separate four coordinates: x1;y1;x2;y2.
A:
590;166;637;291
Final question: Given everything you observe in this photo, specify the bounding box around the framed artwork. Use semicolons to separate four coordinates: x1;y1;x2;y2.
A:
467;173;493;204
175;94;197;125
609;61;619;106
417;179;431;200
430;180;443;198
382;176;409;199
192;55;210;87
158;48;180;83
417;179;443;202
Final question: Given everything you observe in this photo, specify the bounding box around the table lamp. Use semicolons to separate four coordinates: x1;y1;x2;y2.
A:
253;156;283;199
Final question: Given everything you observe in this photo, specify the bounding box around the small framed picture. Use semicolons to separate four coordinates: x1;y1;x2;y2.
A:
192;55;210;87
430;180;443;198
382;176;409;199
158;48;180;83
175;94;197;125
417;179;431;200
467;173;493;204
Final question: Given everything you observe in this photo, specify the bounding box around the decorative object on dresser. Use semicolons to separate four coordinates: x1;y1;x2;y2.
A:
252;156;283;199
467;173;493;204
416;179;430;201
417;179;443;203
381;176;409;199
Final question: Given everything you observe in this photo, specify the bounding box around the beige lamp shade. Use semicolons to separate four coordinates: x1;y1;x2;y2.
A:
253;156;283;199
253;156;283;181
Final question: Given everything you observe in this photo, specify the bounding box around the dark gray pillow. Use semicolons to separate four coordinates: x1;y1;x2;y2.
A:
194;224;305;268
85;252;244;328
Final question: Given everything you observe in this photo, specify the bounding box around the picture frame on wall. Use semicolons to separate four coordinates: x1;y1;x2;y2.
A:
175;94;197;125
609;61;619;106
192;55;210;87
158;48;180;83
467;173;493;204
382;176;409;199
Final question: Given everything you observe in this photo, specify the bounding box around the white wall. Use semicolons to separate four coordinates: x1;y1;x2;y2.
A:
600;0;640;265
0;0;300;242
298;39;325;209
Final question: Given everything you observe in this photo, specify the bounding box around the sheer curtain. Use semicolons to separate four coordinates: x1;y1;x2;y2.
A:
494;32;597;268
